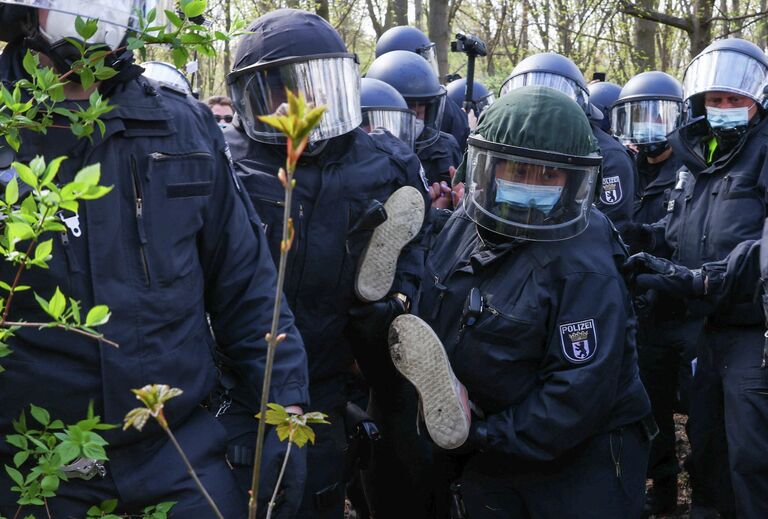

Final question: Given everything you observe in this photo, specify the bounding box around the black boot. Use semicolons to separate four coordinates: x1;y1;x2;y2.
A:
643;476;677;517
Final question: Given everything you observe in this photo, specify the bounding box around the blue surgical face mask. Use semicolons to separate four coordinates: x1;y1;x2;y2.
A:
633;121;667;142
495;179;563;214
706;105;752;129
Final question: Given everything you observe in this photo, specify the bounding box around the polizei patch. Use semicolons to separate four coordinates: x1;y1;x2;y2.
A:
559;319;598;363
600;175;622;205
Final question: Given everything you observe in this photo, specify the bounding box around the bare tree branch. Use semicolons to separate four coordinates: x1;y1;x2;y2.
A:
618;0;693;32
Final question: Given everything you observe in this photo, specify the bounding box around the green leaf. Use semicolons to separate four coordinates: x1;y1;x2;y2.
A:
70;298;81;325
171;47;189;69
165;10;184;28
13;162;38;190
7;222;34;241
40;474;59;493
30;404;50;426
85;305;110;327
181;0;207;18
75;16;99;40
41;156;67;186
48;287;66;320
34;239;53;263
22;51;37;77
73;164;100;187
4;176;18;206
101;499;118;513
12;451;28;468
56;441;80;464
4;466;23;486
79;68;95;90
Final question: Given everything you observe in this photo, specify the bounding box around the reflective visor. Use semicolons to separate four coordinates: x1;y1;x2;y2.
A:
683;49;768;103
406;92;446;149
611;99;681;144
500;72;589;111
476;92;495;114
141;61;192;95
228;54;362;144
417;44;439;78
362;107;416;149
463;138;600;241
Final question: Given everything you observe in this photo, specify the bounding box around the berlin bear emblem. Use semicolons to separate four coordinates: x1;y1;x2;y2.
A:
559;319;598;363
600;175;622;206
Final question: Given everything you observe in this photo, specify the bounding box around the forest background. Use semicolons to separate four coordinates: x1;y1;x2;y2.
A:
142;0;768;99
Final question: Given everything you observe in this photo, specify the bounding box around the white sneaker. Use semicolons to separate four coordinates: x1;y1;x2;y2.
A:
388;314;471;449
355;186;425;302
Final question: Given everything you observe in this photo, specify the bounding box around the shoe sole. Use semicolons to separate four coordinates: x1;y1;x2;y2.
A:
355;186;425;302
388;314;470;449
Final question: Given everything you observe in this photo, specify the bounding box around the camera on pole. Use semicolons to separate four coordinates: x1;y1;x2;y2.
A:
450;33;487;113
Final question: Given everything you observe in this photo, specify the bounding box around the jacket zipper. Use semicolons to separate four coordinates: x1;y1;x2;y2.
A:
149;151;212;161
131;155;150;286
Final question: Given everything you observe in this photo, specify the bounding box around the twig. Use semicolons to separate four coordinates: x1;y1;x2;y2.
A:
249;175;294;519
161;423;225;519
1;321;119;348
265;433;293;519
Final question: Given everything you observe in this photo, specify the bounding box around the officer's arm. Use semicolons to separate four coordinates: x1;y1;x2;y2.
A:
199;133;309;409
471;272;628;461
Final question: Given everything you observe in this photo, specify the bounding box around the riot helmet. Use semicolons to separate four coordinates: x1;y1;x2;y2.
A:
500;53;591;115
587;81;621;132
366;50;446;150
462;86;601;241
0;0;174;75
141;61;192;95
446;78;495;117
360;77;416;149
612;71;683;157
375;25;439;77
227;9;361;145
683;38;768;142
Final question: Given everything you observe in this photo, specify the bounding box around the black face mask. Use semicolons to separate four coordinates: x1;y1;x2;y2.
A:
637;141;670;162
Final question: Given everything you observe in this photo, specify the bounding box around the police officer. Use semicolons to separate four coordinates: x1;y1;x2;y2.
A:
366;50;462;188
360;77;418;149
0;2;309;517
375;25;471;151
224;10;428;518
390;86;652;518
612;70;695;516
500;53;637;231
626;38;768;519
446;77;495;119
588;80;621;133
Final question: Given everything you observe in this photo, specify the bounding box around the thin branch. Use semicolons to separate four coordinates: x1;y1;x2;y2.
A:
707;8;768;22
265;435;293;519
618;0;693;32
2;321;119;348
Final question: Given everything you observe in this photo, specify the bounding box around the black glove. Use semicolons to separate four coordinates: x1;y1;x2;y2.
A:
623;252;705;296
257;427;307;519
620;222;655;254
348;296;407;343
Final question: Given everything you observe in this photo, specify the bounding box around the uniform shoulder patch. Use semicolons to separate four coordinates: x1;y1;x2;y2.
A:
600;175;623;206
559;319;598;363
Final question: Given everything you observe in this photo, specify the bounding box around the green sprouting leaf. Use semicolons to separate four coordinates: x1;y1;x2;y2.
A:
22;51;37;77
48;287;66;320
55;441;80;464
79;68;96;91
4;176;18;206
34;239;53;265
70;298;81;325
7;222;35;241
12;450;28;468
85;305;110;327
41;156;67;186
4;465;23;487
29;404;50;426
73;164;100;187
171;47;189;69
40;474;59;493
165;9;184;28
75;16;99;41
181;0;207;19
13;162;38;190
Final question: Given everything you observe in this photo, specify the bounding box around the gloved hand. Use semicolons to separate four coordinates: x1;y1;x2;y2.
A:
256;426;308;519
623;252;705;296
348;295;407;342
620;222;655;254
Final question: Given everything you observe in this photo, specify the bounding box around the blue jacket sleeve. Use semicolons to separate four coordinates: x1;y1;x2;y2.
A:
199;125;309;409
473;272;630;461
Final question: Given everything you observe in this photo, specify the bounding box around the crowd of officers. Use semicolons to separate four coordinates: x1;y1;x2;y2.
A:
0;2;767;519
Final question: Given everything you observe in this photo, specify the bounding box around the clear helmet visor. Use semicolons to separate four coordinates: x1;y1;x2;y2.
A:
228;54;362;145
141;61;192;95
476;92;495;114
406;92;446;149
611;99;681;144
462;143;600;241
417;43;440;78
500;72;589;112
0;0;174;49
361;108;416;150
683;49;768;103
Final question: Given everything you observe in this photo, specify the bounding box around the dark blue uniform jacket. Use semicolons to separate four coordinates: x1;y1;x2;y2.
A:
0;78;309;458
662;116;768;325
418;131;462;185
441;99;470;152
634;154;682;228
225;126;428;384
418;208;651;461
592;123;637;231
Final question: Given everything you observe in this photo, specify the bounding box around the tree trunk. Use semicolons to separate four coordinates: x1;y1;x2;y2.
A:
758;0;768;50
394;0;408;25
415;0;424;29
428;0;450;80
689;0;714;58
223;0;231;81
632;0;657;70
316;0;330;21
